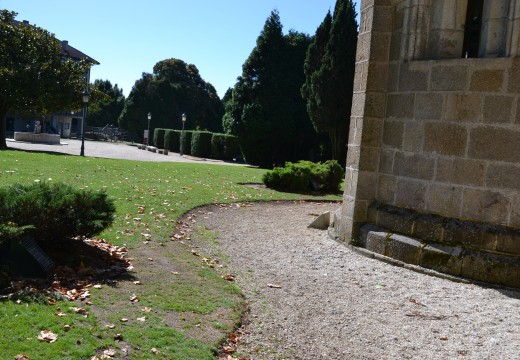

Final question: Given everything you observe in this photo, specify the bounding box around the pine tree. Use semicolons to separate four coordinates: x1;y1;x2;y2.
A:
302;0;358;162
223;10;315;167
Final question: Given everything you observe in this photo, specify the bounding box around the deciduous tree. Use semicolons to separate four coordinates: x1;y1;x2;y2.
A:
0;10;90;149
118;58;223;141
87;79;125;127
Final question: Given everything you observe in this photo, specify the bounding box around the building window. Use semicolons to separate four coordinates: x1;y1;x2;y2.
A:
462;0;484;58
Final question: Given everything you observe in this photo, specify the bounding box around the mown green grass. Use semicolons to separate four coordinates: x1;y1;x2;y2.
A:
0;149;341;359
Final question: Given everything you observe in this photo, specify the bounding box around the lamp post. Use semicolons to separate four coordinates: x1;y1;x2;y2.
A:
80;90;90;157
147;112;152;145
180;113;187;156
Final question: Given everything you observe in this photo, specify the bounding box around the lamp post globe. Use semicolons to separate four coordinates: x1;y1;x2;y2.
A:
80;90;90;157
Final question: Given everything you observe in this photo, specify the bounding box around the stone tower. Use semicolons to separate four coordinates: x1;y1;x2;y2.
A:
333;0;520;287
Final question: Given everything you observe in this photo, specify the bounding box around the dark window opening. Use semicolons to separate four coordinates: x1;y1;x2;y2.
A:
462;0;484;58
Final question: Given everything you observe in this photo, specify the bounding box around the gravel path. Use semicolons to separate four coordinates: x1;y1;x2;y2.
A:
193;201;520;360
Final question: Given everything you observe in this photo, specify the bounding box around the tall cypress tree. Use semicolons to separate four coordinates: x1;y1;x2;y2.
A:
301;10;332;134
223;10;314;167
302;0;358;162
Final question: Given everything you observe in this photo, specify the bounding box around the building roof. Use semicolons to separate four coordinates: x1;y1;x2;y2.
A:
13;19;99;65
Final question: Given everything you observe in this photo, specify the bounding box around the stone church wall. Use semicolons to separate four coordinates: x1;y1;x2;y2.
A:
333;0;520;286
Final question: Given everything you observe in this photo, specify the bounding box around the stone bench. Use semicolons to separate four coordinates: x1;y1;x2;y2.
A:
146;146;157;153
157;149;169;155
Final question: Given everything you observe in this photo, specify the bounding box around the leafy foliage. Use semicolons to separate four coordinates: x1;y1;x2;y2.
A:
153;128;167;148
191;131;213;158
0;10;91;149
0;182;115;245
301;0;358;162
222;10;316;168
164;129;180;152
86;79;125;127
263;160;344;193
210;134;241;161
118;58;224;139
180;130;193;155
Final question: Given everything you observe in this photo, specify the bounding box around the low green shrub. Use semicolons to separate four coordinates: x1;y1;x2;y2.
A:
153;128;166;148
164;129;180;152
180;131;193;155
262;160;344;193
211;134;242;161
191;131;213;158
0;182;115;247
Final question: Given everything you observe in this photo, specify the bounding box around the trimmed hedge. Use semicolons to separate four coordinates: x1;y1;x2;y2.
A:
0;182;115;247
164;130;180;152
191;131;213;158
262;160;344;193
158;128;244;161
153;128;167;149
179;130;193;155
211;134;242;161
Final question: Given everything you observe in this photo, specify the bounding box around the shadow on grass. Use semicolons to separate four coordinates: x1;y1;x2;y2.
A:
0;236;136;300
7;146;77;158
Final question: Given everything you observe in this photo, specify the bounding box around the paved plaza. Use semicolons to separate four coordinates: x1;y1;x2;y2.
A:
6;138;246;166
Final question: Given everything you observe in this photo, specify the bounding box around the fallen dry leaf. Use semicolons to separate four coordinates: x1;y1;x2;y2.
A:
267;283;282;289
93;284;102;289
133;281;141;285
103;348;117;357
106;324;116;329
228;333;238;344
440;336;449;341
130;294;140;303
64;325;71;331
73;307;88;315
151;348;160;354
15;355;29;360
141;307;152;313
223;345;235;354
37;330;58;343
222;274;235;282
137;316;146;322
120;318;128;322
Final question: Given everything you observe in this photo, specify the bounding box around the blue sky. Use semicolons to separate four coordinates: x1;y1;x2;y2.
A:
2;1;360;98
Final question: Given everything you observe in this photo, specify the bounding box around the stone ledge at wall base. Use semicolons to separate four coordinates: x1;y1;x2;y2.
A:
157;149;168;155
358;224;520;288
14;132;60;144
328;201;520;288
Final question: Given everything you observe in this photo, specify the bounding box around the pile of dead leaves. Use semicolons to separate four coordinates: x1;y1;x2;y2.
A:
1;237;133;302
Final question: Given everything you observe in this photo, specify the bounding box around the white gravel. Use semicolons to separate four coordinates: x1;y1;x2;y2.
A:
193;201;520;360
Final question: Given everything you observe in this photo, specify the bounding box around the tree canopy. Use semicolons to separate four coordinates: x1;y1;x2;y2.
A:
0;10;91;149
222;10;316;168
301;0;358;162
87;79;125;127
118;58;223;139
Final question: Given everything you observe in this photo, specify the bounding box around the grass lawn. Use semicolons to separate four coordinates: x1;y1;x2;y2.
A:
0;149;341;359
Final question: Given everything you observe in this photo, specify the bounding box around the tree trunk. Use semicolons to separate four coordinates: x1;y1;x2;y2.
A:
329;130;338;160
0;102;9;150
